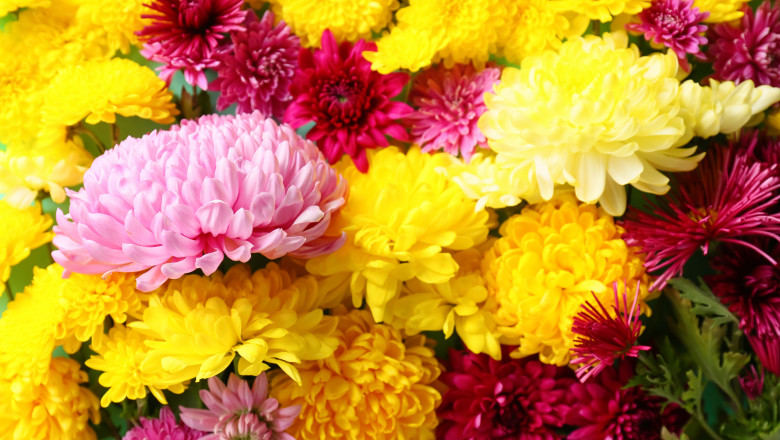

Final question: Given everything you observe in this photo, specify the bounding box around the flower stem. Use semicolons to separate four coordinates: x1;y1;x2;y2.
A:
4;280;13;301
100;408;122;440
110;124;120;147
75;124;106;153
695;409;724;440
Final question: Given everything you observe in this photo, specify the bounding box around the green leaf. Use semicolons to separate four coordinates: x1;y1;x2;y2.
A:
681;369;705;415
662;427;691;440
668;278;737;327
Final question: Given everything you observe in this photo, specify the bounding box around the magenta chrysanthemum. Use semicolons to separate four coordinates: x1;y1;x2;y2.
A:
621;144;780;291
52;112;347;291
180;373;299;440
709;1;780;87
406;63;500;162
211;11;300;118
740;365;765;399
284;30;412;172
123;407;202;440
571;282;651;383
137;0;247;89
626;0;709;71
436;347;577;440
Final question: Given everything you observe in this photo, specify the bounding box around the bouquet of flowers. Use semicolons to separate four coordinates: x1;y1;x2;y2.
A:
3;0;780;438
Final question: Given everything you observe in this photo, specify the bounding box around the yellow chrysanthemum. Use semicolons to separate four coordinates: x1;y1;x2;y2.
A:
694;0;746;22
75;0;148;53
270;308;441;440
86;325;188;407
0;0;50;16
501;1;589;63
271;0;400;48
768;108;780;135
386;247;503;360
483;192;650;365
130;264;338;384
0;201;52;296
0;358;100;440
0;61;46;147
306;147;491;322
565;0;649;22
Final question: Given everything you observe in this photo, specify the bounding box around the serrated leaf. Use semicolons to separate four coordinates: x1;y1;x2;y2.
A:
662;427;690;440
681;369;704;415
668;278;737;327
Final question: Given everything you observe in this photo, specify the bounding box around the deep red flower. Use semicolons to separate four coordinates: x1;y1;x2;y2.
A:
748;334;780;375
436;347;577;440
571;282;651;382
740;364;765;399
284;30;412;172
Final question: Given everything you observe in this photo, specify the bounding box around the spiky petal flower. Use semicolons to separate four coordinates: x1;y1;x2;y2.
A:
137;0;247;89
211;11;300;118
740;365;765;399
53;112;347;292
626;0;709;71
709;1;780;87
407;63;500;162
284;30;412;172
124;407;201;440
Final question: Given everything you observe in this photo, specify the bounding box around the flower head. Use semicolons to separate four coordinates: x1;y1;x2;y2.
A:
571;282;652;382
284;30;411;172
436;348;577;440
407;63;500;162
749;335;780;375
569;0;650;22
124;407;201;440
211;11;300;118
694;0;747;22
180;373;299;440
740;365;765;400
0;201;52;296
53;112;347;291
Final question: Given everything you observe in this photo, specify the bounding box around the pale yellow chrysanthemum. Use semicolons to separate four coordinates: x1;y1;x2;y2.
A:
75;0;148;53
483;192;651;365
270;308;441;440
694;0;747;23
271;0;400;48
386;246;503;360
85;325;188;407
0;358;100;440
565;0;649;22
130;264;338;384
0;0;50;17
501;1;589;64
0;201;52;297
306;147;492;323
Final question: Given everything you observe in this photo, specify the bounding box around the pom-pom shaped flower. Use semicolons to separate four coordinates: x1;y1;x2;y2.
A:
76;0;148;54
306;147;492;322
137;0;247;89
483;192;650;366
53;112;347;291
709;1;780;87
180;373;299;440
569;0;649;22
0;201;52;296
0;0;49;17
284;30;411;172
124;407;201;440
211;11;300;118
407;63;500;162
694;0;747;22
269;308;441;440
626;0;709;72
437;348;577;440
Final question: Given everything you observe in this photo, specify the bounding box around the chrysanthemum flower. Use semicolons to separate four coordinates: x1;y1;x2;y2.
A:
53;112;347;291
270;0;400;48
0;61;45;148
709;1;780;87
211;11;300;118
180;373;299;440
749;335;780;375
407;63;500;162
568;0;649;22
626;0;709;71
740;365;765;399
269;308;441;440
0;358;100;440
137;0;247;89
483;192;650;366
0;0;49;16
129;264;337;383
284;30;411;172
571;282;651;382
124;407;202;440
437;347;577;440
306;147;491;322
75;0;148;54
622;145;780;291
0;201;52;296
694;0;747;22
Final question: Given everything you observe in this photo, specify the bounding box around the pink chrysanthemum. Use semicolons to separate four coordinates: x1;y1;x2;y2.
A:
180;373;299;440
124;407;202;440
211;11;300;118
137;0;247;89
436;347;577;440
406;63;500;162
571;282;651;383
621;144;780;291
626;0;709;71
52;112;347;292
284;30;412;172
740;365;765;399
709;1;780;87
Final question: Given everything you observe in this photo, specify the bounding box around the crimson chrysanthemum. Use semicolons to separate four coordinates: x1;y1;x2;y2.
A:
124;407;201;440
211;11;300;118
709;1;780;87
436;347;577;440
407;63;500;162
626;0;709;71
740;364;765;399
621;144;780;291
137;0;247;89
284;30;412;172
571;282;651;382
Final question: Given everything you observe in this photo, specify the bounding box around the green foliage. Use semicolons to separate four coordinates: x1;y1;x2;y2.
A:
668;278;737;328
